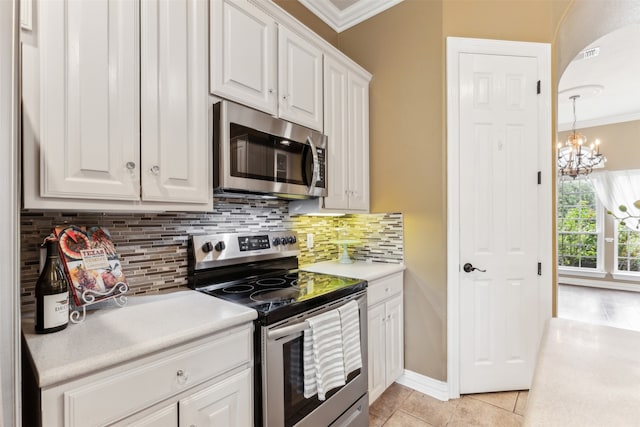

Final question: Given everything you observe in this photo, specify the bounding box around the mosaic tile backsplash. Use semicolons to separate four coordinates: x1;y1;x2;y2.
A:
20;198;403;312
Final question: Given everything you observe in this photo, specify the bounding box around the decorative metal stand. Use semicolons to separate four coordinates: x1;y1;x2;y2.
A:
69;282;129;324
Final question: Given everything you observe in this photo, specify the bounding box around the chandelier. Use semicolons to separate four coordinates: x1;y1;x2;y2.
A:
557;94;606;178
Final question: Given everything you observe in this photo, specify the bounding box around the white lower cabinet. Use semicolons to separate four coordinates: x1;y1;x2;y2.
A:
39;325;253;427
121;368;252;427
126;405;178;427
368;272;404;404
179;368;252;427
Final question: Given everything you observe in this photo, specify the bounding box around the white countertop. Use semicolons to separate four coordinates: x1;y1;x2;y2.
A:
22;290;257;388
524;318;640;426
301;260;405;281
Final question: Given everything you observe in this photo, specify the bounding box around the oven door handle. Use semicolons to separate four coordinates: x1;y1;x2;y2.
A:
267;320;309;341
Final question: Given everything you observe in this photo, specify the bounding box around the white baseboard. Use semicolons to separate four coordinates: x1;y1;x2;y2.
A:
559;276;640;293
396;369;450;401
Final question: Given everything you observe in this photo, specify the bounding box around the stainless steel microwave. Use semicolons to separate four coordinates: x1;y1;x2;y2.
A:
213;101;327;199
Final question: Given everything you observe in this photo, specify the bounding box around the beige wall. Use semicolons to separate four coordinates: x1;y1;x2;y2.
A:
558;120;640;172
277;0;562;381
339;0;448;380
275;0;640;383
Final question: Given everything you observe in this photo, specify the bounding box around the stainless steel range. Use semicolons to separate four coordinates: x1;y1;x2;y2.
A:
188;231;369;427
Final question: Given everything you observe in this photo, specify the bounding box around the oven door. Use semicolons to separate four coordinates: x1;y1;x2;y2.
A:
262;292;368;427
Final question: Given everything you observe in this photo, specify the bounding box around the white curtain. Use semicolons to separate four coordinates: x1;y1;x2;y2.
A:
590;169;640;231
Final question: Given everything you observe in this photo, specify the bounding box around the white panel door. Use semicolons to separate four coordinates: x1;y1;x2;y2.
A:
140;0;210;203
459;53;541;393
179;369;252;427
210;0;277;115
347;71;370;211
278;25;323;131
39;0;140;200
322;56;349;210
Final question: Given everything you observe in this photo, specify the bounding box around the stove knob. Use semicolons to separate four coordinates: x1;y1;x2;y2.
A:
214;241;226;252
288;236;296;244
272;237;281;246
202;242;214;253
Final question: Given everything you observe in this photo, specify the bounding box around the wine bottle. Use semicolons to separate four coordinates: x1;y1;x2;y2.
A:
35;238;69;334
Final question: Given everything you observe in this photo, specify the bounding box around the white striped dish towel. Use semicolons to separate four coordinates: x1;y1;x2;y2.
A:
303;309;346;400
338;300;362;376
303;329;317;398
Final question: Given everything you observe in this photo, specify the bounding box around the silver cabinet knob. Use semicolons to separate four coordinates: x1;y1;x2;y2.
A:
176;369;189;384
150;165;160;175
268;88;274;94
282;94;288;100
126;161;136;170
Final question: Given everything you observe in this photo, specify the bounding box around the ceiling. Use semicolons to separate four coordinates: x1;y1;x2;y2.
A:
558;24;640;131
297;0;404;33
297;2;638;131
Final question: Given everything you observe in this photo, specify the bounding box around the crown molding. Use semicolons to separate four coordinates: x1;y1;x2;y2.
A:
297;0;404;33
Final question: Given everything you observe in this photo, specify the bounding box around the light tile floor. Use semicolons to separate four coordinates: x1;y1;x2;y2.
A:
369;383;528;427
557;283;640;331
370;284;640;426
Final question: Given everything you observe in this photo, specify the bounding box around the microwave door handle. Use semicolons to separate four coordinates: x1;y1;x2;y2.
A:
306;136;320;195
267;319;309;341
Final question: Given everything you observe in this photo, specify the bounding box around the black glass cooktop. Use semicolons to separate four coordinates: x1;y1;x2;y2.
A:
198;269;367;325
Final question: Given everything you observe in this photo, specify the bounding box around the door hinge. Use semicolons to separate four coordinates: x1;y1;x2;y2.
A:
536;80;541;94
537;171;541;185
537;262;542;276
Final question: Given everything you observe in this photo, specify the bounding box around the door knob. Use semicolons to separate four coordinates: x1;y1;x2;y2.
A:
463;263;486;273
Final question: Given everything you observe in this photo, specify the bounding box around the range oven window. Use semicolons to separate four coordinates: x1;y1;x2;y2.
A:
230;123;313;186
282;335;360;427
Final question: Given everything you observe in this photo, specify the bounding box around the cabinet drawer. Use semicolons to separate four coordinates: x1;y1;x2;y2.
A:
63;327;252;427
367;273;403;306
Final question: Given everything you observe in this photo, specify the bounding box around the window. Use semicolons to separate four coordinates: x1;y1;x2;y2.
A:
557;178;601;270
616;222;640;273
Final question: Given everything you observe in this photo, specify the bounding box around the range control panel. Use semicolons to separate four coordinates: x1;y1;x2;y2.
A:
239;235;270;251
190;231;300;270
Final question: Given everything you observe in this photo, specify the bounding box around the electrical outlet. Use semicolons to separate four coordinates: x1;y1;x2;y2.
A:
306;233;314;249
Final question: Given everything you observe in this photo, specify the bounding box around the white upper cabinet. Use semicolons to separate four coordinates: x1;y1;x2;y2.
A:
210;0;323;132
289;54;371;214
322;56;350;208
277;25;323;131
140;0;210;204
23;0;211;211
346;70;370;211
210;0;277;115
38;0;141;201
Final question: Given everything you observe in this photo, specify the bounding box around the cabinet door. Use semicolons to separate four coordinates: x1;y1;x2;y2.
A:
39;0;140;200
179;368;252;427
367;303;387;404
210;0;277;115
140;0;210;203
278;25;323;132
322;56;349;210
385;294;404;388
347;71;370;211
119;404;178;427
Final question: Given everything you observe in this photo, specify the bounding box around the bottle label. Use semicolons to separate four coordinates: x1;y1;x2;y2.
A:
43;293;69;329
